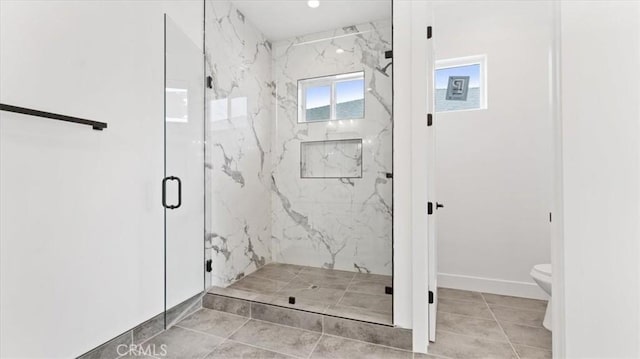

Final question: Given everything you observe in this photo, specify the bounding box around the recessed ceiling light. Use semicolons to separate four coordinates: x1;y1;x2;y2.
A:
336;48;344;54
307;0;320;8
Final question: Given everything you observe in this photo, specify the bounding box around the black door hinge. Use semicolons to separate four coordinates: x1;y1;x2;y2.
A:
385;286;393;295
385;50;393;59
549;212;552;222
206;76;213;89
429;290;434;304
385;172;393;179
427;113;433;127
428;202;433;215
427;26;432;39
206;259;212;272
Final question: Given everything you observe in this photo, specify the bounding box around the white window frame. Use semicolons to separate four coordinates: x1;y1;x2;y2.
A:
297;71;365;123
435;54;488;112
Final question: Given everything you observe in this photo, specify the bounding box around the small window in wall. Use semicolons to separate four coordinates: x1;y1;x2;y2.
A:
298;71;365;123
435;55;487;113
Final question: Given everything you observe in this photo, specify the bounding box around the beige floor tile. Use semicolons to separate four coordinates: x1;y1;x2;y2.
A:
428;331;517;359
347;279;390;296
229;275;288;294
437;312;508;342
295;271;355;286
501;322;552;350
353;272;392;284
514;344;553;359
177;309;248;338
491;305;545;327
310;335;412;359
437;297;494;319
229;320;321;358
279;280;346;304
204;339;293;358
263;262;305;274
338;291;392;313
324;316;412;350
414;354;444;359
207;286;260;300
324;304;392;325
438;288;485;303
144;326;222;359
299;266;356;280
252;265;300;282
482;293;547;312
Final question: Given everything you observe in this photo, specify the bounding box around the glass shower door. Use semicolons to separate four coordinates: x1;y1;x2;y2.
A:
163;15;205;324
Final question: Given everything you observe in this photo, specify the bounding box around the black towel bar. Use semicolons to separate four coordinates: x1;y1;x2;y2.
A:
0;103;107;131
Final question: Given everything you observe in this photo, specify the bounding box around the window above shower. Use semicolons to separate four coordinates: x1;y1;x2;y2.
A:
297;71;365;123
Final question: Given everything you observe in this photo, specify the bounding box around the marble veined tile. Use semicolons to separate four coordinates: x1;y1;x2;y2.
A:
271;20;393;276
205;0;273;287
300;139;363;178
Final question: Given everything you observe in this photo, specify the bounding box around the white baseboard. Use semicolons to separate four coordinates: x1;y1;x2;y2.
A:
438;272;549;300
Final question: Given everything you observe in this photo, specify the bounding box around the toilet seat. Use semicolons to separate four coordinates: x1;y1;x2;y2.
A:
530;263;552;331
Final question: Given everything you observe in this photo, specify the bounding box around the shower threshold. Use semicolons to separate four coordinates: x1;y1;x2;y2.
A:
207;262;392;326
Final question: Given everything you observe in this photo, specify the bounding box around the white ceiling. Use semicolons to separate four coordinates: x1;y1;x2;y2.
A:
231;0;391;41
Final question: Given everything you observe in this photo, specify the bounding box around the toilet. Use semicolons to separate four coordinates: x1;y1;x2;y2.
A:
530;264;552;331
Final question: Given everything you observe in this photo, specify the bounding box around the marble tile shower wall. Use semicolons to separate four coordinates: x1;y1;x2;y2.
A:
205;0;273;286
271;21;393;275
205;0;393;286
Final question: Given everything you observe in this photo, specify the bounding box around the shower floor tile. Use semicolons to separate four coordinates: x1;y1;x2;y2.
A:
210;263;393;325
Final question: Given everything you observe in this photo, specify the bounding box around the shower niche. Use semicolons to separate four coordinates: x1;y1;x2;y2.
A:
300;139;363;179
204;0;394;326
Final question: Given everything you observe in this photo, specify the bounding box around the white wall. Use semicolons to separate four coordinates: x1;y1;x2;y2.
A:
434;1;553;299
559;1;640;357
0;1;203;357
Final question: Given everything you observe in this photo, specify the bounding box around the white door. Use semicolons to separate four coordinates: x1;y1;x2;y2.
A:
427;126;438;343
426;21;438;343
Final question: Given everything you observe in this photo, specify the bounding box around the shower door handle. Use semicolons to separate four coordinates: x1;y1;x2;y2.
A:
162;176;182;209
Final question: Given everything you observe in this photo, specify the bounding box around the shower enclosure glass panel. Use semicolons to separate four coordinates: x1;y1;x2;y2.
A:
164;15;205;323
271;20;393;324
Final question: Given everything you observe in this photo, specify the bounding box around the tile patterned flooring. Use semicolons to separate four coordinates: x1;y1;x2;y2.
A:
208;263;393;325
430;288;552;359
126;287;550;359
